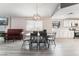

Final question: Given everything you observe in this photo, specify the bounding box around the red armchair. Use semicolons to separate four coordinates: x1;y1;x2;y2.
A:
4;29;23;42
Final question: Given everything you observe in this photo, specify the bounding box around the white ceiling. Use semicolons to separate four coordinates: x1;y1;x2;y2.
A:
0;3;59;17
53;4;79;19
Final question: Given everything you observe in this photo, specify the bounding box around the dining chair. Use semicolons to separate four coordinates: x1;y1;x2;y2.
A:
39;31;50;48
29;33;38;49
48;32;56;46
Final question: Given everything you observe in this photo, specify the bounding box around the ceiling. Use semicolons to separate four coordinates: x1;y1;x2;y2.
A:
0;3;59;17
61;3;77;8
53;3;79;19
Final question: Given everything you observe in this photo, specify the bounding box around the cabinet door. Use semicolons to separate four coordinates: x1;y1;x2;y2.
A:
56;28;74;39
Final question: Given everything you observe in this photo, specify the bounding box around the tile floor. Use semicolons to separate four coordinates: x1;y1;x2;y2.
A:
0;37;79;56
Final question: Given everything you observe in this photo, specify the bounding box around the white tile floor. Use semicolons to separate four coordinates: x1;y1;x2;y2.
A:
0;37;79;56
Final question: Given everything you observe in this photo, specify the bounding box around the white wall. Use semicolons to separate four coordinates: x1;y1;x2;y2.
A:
11;17;26;29
43;18;52;33
6;17;52;33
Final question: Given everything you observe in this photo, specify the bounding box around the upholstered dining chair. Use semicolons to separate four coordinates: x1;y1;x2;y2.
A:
39;30;50;48
29;33;38;49
48;32;56;46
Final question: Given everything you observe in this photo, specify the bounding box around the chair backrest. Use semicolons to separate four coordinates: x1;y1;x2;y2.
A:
39;31;43;36
47;32;56;41
33;31;38;36
30;33;37;41
43;30;47;36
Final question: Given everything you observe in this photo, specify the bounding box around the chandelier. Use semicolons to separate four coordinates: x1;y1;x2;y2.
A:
33;3;40;20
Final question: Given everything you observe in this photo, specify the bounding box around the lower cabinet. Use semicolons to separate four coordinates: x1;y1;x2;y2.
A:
55;29;74;39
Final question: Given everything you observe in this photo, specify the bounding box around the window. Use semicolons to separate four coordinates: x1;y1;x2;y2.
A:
0;17;8;25
26;20;43;31
0;17;8;32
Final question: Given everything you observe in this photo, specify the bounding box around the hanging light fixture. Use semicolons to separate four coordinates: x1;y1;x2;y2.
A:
33;3;40;20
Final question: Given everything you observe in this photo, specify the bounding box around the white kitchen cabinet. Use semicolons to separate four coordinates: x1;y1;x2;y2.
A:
52;28;74;39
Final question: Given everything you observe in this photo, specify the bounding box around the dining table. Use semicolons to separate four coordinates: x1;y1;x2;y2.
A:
22;32;56;49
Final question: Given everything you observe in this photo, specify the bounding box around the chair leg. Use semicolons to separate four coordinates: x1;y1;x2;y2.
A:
53;40;56;46
4;39;6;43
29;42;32;50
48;43;50;48
44;43;46;48
39;43;40;48
22;40;25;47
47;40;50;48
37;43;39;49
